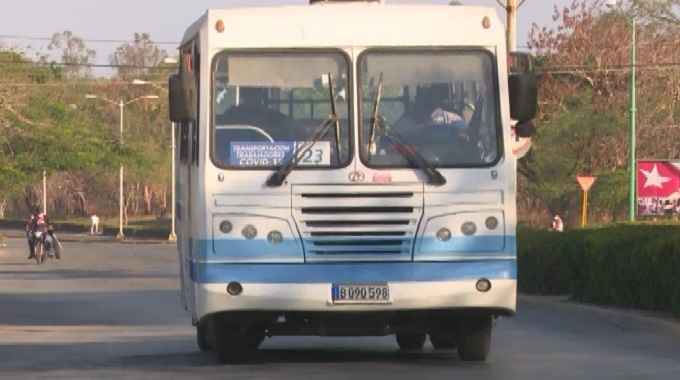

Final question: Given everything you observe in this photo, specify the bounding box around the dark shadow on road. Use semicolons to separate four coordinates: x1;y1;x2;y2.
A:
0;269;176;280
0;290;186;326
0;263;36;266
0;339;472;374
121;347;466;367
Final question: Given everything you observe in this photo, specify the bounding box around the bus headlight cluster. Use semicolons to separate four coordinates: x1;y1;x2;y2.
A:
267;230;283;244
241;224;257;240
219;222;284;244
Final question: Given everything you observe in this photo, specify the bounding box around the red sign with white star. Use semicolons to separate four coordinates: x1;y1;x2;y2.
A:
637;161;680;216
637;161;680;198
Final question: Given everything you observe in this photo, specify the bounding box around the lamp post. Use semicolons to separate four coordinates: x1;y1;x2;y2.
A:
607;0;636;222
85;94;159;239
42;171;47;214
132;78;176;243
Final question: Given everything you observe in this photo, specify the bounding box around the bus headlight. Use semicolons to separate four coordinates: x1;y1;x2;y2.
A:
436;228;452;242
461;222;477;236
485;216;499;230
267;230;283;244
241;225;257;240
219;220;233;234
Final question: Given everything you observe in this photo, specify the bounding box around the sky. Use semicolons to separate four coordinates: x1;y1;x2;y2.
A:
0;0;573;75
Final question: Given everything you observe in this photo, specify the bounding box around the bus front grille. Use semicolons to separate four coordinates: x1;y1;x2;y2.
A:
292;185;423;261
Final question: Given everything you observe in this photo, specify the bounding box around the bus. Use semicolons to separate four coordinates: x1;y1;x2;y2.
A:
168;0;537;364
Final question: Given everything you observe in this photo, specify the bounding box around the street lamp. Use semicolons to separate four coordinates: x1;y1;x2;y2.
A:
606;0;636;222
85;93;160;239
132;78;176;243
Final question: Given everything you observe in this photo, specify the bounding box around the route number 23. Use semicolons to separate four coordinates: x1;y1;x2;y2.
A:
301;149;323;164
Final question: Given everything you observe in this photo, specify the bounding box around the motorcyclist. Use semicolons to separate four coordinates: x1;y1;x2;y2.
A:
25;212;36;260
26;206;55;261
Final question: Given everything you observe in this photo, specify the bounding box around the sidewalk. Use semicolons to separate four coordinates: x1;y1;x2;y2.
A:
0;228;172;244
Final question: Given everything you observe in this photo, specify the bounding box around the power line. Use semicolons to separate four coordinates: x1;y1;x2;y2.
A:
0;60;176;69
0;81;168;87
0;34;179;46
3;58;680;72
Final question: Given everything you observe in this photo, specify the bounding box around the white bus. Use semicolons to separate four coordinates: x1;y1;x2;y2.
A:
169;0;537;364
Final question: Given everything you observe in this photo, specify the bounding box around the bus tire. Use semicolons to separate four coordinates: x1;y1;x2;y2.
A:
457;317;492;362
396;332;426;350
196;322;211;352
212;322;255;364
429;332;457;350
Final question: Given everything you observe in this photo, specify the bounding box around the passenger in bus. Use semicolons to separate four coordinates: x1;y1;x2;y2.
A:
217;87;290;140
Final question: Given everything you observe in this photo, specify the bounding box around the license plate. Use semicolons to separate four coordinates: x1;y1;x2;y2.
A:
331;283;391;304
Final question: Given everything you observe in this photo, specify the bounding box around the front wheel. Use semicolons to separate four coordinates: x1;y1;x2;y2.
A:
196;322;211;352
212;322;257;364
35;243;43;265
457;316;492;362
395;332;426;351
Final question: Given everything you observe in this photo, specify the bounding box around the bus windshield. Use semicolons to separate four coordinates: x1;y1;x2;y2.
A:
358;49;501;168
212;51;351;169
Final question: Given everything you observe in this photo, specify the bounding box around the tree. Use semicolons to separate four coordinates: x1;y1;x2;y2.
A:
521;0;680;222
109;33;168;81
48;30;96;78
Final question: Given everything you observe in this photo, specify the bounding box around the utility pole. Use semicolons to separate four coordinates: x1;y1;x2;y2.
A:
496;0;526;52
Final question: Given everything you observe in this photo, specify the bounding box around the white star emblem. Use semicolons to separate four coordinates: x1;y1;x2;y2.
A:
640;164;671;188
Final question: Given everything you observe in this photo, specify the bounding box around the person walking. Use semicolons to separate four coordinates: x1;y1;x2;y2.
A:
90;214;100;235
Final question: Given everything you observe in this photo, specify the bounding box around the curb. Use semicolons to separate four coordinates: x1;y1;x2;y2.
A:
0;231;171;245
519;294;680;338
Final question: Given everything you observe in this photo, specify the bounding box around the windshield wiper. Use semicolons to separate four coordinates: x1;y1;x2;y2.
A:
266;74;341;187
367;73;384;163
367;74;445;186
377;124;446;186
265;116;337;187
328;73;342;165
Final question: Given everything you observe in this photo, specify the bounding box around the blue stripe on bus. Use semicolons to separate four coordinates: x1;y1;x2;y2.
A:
190;260;516;284
416;235;509;253
196;235;516;261
210;238;302;261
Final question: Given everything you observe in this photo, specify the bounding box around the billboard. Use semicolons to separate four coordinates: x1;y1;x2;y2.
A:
637;160;680;216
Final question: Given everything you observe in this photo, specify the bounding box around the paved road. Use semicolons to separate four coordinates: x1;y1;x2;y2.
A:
1;237;679;379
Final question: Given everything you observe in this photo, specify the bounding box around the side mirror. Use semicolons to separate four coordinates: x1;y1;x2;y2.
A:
514;120;536;138
169;74;197;123
509;73;538;124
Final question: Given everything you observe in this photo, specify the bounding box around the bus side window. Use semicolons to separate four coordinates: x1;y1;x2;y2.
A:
192;48;201;166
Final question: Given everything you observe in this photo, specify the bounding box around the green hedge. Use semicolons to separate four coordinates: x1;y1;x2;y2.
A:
518;225;680;316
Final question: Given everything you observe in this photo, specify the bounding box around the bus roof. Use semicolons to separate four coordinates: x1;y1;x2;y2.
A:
179;4;505;50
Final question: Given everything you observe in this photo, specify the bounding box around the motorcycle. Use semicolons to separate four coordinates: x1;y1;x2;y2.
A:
33;227;61;264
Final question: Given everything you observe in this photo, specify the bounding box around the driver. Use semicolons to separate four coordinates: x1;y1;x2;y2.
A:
393;84;469;135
